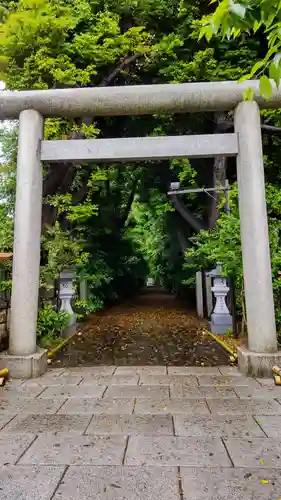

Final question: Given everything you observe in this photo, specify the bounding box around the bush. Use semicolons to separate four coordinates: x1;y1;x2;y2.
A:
37;305;70;345
184;183;281;338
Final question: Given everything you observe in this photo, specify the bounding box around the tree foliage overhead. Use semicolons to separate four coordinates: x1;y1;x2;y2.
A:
198;0;281;98
1;0;281;342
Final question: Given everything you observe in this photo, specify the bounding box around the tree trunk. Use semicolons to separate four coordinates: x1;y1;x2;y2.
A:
170;194;206;233
209;112;228;228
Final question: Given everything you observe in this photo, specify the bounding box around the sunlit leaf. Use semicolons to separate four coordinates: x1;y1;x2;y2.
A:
253;19;262;33
274;52;281;67
237;73;251;83
249;59;265;77
269;61;281;88
260;75;273;99
230;3;246;18
243;87;254;101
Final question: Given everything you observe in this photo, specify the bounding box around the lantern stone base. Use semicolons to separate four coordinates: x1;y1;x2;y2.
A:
0;347;47;379
210;313;233;335
62;323;77;338
237;345;281;378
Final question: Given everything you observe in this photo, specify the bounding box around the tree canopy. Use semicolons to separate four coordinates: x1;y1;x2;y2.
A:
199;0;281;98
1;0;281;343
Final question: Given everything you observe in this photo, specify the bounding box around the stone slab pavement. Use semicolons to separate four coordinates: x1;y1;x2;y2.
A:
1;365;281;499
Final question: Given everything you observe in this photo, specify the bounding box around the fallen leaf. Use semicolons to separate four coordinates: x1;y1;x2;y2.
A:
50;292;231;367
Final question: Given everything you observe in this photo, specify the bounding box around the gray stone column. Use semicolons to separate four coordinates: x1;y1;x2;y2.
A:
9;110;43;356
234;101;277;353
196;271;204;319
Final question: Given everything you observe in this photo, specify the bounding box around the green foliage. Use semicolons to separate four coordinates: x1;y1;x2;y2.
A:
41;222;89;282
1;0;281;345
198;0;281;98
0;0;152;90
0;206;13;253
37;304;70;345
184;183;281;334
127;190;173;280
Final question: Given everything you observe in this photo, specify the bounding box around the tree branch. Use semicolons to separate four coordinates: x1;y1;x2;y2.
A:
98;53;141;87
261;124;281;135
170;194;207;232
121;174;141;228
71;184;90;204
220;120;281;135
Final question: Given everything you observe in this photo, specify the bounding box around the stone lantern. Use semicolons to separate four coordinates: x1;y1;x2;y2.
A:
206;263;232;335
59;270;76;333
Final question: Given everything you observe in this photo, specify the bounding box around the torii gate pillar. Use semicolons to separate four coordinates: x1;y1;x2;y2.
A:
0;110;47;378
235;101;280;376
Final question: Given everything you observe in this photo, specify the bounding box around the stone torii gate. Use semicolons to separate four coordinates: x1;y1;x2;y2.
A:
0;79;281;377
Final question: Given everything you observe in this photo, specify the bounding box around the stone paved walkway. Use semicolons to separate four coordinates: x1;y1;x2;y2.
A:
1;365;281;499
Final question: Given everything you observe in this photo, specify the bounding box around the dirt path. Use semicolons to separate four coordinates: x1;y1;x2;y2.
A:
51;289;230;367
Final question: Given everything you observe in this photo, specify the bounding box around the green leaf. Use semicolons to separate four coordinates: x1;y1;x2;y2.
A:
269;61;281;88
243;87;254;101
260;75;273;100
253;19;262;33
230;3;246;18
274;53;281;67
238;73;251;83
249;59;265;77
201;25;214;42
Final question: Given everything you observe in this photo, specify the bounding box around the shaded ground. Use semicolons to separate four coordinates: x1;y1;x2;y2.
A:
52;288;230;367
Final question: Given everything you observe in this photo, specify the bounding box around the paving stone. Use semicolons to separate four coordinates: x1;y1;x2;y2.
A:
52;466;179;500
86;414;174;435
135;398;209;415
115;366;167;375
20;398;67;415
104;385;169;399
139;375;198;386
208;398;281;415
0;465;65;500
180;467;281;499
170;384;238;399
0;433;36;465
80;375;139;386
21;375;83;387
197;376;260;387
0;396;33;413
1;385;46;398
5;414;92;435
174;415;265;438
66;366;116;375
218;366;243;376
58;398;134;414
5;364;281;498
23;370;66;385
168;366;221;375
19;434;127;465
254;415;281;437
125;436;231;466
5;379;26;388
38;385;106;399
256;378;275;386
46;368;67;376
224;438;281;467
235;385;281;399
0;413;16;430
